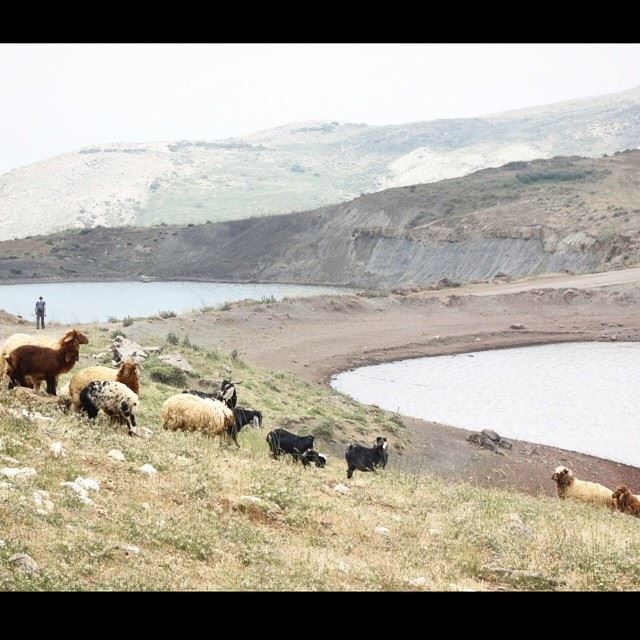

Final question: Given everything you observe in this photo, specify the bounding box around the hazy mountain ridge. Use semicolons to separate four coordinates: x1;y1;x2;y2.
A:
1;85;640;241
1;151;639;288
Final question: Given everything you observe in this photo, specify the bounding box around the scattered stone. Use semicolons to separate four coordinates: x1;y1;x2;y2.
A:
108;449;126;462
139;464;157;476
428;528;441;536
9;553;39;574
1;467;37;482
333;483;350;495
75;477;100;493
173;455;191;467
158;352;194;373
92;351;109;360
49;442;65;458
145;346;162;354
474;337;482;342
337;561;349;573
120;544;141;556
138;427;153;439
0;454;20;465
510;323;525;330
375;526;390;536
60;481;95;505
0;540;5;548
112;336;148;364
237;495;281;514
32;490;54;515
467;430;512;453
141;502;151;511
407;576;429;587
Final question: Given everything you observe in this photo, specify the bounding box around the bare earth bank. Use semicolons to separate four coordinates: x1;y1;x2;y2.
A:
3;274;640;498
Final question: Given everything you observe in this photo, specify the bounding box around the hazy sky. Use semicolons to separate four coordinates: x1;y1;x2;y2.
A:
1;43;640;175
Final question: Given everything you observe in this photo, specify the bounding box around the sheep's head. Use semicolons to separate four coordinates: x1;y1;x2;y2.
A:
118;359;139;383
613;485;632;509
551;465;574;488
62;329;89;346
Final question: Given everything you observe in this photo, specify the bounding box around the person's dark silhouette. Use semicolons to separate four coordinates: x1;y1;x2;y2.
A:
35;296;46;329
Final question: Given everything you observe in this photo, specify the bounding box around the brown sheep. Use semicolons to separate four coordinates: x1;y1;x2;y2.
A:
1;329;89;390
551;465;614;509
5;330;88;395
612;485;640;517
68;359;140;412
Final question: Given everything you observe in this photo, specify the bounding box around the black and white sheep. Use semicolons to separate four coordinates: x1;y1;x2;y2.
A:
345;438;388;479
79;380;139;436
162;393;236;442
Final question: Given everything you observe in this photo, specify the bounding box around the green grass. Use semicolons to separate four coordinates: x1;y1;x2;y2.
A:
2;328;640;590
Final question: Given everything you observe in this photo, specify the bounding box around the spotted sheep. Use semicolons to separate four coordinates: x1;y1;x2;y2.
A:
79;380;139;436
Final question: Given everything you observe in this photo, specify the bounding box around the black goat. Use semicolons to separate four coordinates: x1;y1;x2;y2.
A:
266;428;315;463
345;438;388;479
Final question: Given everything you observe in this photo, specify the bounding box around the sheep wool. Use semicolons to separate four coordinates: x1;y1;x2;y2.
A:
162;393;235;438
69;360;140;411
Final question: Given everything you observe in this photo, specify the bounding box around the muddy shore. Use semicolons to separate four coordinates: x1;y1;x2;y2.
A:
3;272;640;497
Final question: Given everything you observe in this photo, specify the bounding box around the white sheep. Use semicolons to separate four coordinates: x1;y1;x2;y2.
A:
551;465;614;508
79;380;139;436
162;393;235;442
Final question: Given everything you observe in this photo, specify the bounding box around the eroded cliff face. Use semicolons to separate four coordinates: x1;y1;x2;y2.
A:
0;153;637;288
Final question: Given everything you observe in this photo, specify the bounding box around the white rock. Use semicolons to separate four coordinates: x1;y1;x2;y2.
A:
407;576;429;587
139;464;157;476
0;539;5;548
0;454;20;465
375;526;390;536
337;561;349;573
60;481;95;505
1;467;37;481
158;352;193;373
138;427;153;439
49;442;65;458
428;528;441;536
108;449;126;462
75;477;100;492
238;495;281;513
141;502;151;511
0;481;14;490
32;490;54;515
9;553;39;573
121;544;141;556
333;483;349;495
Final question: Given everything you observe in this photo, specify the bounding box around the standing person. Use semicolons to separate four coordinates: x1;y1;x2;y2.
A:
35;296;46;329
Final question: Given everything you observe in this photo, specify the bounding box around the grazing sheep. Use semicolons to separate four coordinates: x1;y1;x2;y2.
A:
69;359;140;412
551;466;614;508
345;438;388;479
79;380;139;436
162;393;235;442
612;485;640;517
1;329;89;390
5;330;89;395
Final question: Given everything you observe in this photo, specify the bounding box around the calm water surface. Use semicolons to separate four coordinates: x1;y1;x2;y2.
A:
332;342;640;467
0;281;350;324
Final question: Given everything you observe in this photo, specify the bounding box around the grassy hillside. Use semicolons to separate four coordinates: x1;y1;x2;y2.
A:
2;151;640;288
1;85;640;241
2;329;640;590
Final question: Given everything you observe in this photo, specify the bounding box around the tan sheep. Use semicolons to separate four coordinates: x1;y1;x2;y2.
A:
68;359;140;412
162;393;235;442
551;465;614;508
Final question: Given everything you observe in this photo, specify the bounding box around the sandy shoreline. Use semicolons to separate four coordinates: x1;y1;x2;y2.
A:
3;271;640;497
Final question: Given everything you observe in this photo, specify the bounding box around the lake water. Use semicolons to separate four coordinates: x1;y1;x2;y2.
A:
331;342;640;467
0;281;350;324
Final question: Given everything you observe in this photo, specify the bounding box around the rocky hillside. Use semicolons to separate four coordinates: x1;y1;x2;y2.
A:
1;151;639;288
1;85;640;241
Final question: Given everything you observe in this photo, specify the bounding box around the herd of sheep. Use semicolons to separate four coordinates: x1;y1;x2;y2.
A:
0;328;389;479
3;327;640;504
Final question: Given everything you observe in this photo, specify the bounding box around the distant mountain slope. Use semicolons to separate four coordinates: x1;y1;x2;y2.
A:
1;151;639;288
1;85;639;242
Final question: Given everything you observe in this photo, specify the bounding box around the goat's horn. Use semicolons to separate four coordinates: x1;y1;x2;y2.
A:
231;380;243;385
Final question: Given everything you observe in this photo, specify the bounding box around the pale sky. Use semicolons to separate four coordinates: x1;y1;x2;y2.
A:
1;43;640;175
